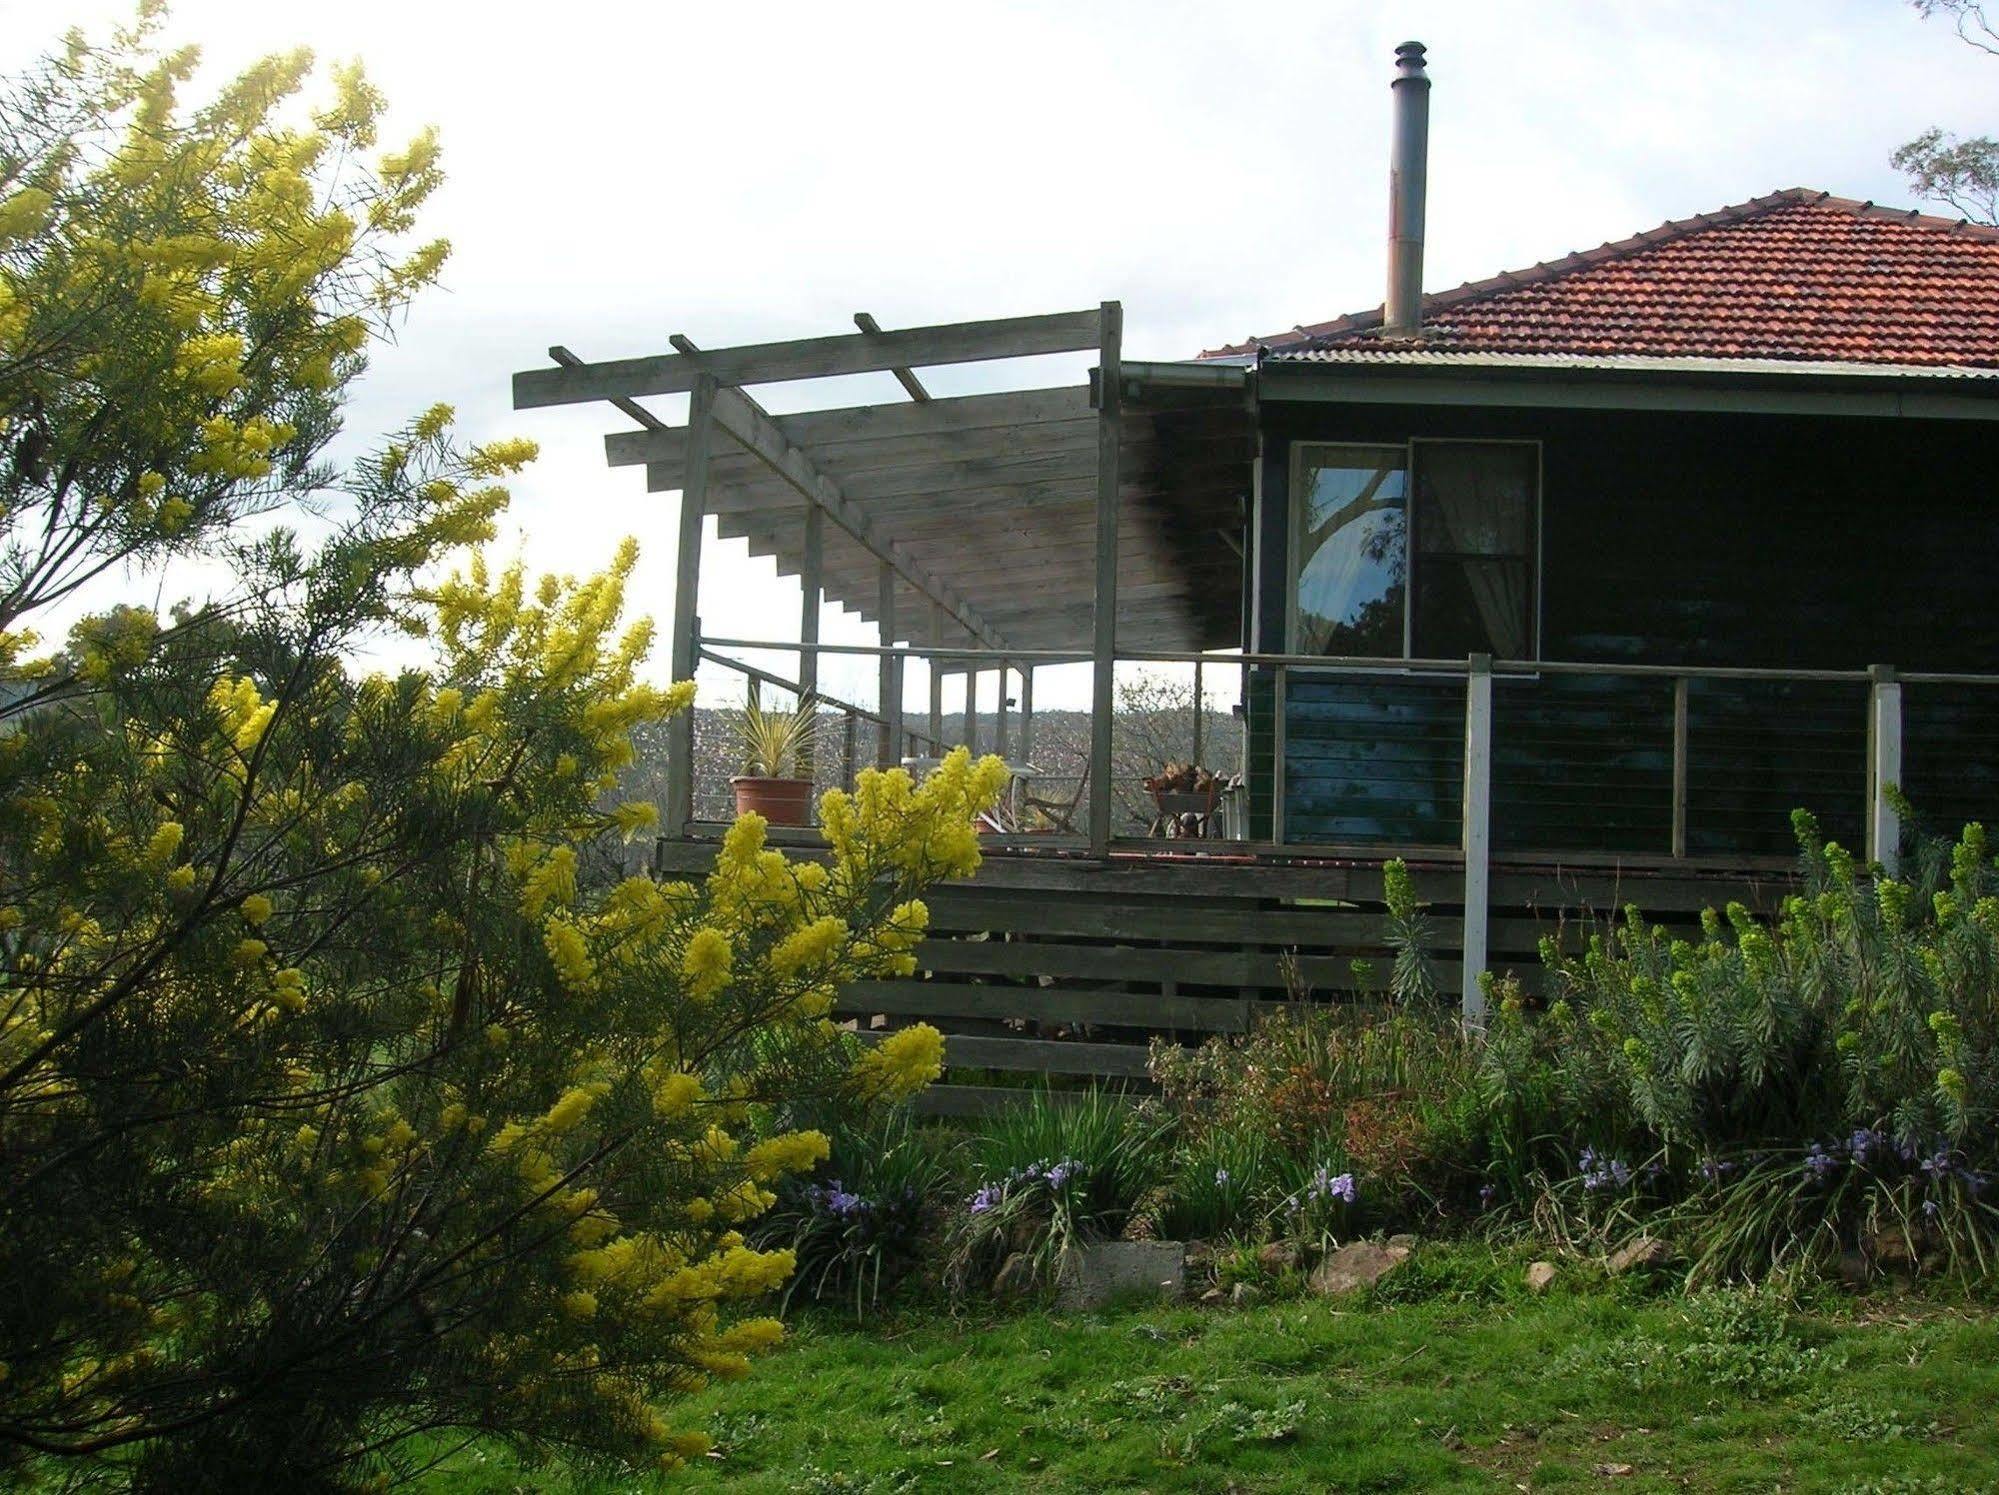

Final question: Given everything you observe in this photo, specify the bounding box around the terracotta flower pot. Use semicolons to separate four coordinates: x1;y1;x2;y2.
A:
731;775;814;827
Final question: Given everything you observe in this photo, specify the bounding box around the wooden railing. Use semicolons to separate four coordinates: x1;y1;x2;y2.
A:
672;634;1999;1028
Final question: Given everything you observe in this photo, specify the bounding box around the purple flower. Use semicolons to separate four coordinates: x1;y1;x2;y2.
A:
1478;1183;1497;1209
1580;1148;1634;1192
1921;1147;1955;1182
1804;1142;1840;1182
1292;1164;1358;1213
1697;1157;1738;1183
1847;1127;1886;1163
1214;1167;1230;1188
824;1184;867;1218
1923;1198;1942;1219
968;1183;1001;1216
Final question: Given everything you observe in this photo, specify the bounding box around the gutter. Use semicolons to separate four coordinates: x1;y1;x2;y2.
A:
1256;356;1999;421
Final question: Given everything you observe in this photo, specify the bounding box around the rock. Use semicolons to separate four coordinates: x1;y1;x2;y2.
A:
1386;1233;1419;1252
1605;1236;1674;1275
1053;1240;1186;1311
1524;1260;1558;1294
1230;1281;1263;1307
1256;1241;1301;1273
1865;1228;1919;1271
1307;1240;1410;1297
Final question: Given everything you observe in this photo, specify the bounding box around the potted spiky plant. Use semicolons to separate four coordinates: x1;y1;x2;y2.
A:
729;687;823;826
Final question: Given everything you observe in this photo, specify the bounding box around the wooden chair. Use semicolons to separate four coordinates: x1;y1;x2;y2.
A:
1016;763;1088;833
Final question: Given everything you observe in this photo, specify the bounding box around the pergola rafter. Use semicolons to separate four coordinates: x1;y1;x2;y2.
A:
514;302;1256;850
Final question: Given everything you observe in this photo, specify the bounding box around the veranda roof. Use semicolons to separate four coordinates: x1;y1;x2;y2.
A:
513;306;1252;655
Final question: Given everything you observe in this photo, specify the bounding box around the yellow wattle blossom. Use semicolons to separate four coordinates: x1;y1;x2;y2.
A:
768;915;848;979
854;1024;946;1101
741;1130;830;1184
541;1080;608;1136
652;1070;703;1118
680;926;732;1000
271;967;306;1012
239;893;272;926
0;186;53;243
543;916;594;992
519;845;577;919
144;821;183;865
559;1290;597;1319
611;800;658;842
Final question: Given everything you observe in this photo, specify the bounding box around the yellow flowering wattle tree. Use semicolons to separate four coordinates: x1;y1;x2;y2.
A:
0;12;1005;1488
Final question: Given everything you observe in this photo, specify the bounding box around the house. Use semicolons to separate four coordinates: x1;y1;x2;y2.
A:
514;42;1999;1100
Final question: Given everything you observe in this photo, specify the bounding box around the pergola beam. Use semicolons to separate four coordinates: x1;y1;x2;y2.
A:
515;307;1102;408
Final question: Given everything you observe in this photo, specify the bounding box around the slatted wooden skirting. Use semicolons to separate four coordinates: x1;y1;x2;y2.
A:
655;840;1795;1116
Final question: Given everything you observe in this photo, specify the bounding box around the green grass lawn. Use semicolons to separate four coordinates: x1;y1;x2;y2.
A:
431;1248;1999;1493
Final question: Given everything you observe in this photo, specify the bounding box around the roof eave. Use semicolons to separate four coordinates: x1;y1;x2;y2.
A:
1257;356;1999;421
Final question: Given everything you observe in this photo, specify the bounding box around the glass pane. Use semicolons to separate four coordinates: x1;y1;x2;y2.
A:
1413;442;1535;557
1411;442;1537;659
1413;557;1533;659
1293;445;1407;656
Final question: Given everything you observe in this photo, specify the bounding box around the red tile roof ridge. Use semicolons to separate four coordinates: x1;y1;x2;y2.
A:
1202;188;1999;362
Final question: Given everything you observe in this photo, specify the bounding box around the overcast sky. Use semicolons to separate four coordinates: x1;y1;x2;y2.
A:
4;0;1992;712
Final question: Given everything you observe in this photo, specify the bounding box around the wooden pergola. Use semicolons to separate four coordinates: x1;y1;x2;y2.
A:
514;303;1255;853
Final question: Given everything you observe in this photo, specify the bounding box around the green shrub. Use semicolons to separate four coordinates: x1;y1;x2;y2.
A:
1149;872;1485;1238
1159;1124;1282;1242
756;1113;961;1317
1479;813;1999;1276
1488;813;1998;1152
944;1089;1171;1293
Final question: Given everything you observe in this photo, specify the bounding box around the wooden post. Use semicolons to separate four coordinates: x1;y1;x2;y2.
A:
1020;667;1036;764
1670;675;1689;860
665;374;717;839
1272;664;1287;847
1087;301;1123;856
1461;654;1494;1029
1192;656;1205;767
996;659;1011;761
1869;664;1903;876
928;602;944;753
877;563;900;767
799;504;823;786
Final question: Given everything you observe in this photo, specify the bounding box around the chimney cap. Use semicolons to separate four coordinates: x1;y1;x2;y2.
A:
1393;40;1428;79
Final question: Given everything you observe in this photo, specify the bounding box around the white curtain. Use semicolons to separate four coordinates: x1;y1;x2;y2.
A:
1418;445;1532;659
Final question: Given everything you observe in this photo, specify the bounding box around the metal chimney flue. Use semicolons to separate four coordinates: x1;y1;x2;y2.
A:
1384;40;1431;336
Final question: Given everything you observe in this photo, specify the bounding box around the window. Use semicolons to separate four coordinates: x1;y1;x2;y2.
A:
1289;445;1408;657
1290;439;1538;660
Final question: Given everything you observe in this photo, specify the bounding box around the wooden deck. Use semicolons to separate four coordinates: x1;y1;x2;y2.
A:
653;836;1796;1115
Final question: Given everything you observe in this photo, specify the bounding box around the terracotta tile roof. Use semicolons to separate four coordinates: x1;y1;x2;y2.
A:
1205;189;1999;369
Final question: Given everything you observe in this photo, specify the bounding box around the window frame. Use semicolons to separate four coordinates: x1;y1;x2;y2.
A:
1287;436;1543;663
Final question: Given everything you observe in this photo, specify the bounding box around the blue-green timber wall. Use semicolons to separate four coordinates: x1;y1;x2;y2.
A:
1245;401;1999;858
